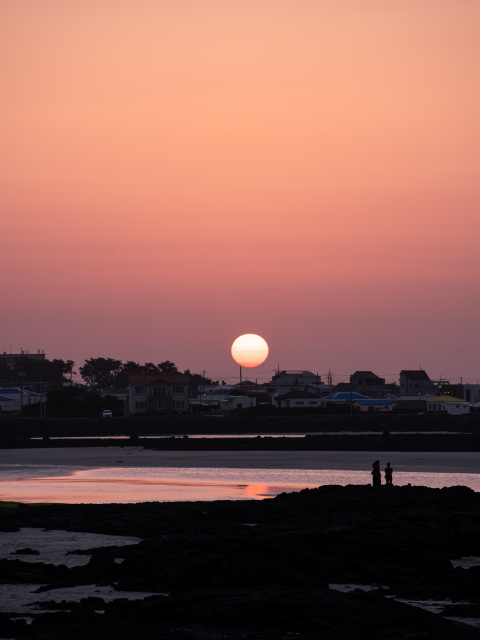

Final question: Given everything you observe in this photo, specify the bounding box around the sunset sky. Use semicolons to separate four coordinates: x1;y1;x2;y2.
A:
1;0;479;383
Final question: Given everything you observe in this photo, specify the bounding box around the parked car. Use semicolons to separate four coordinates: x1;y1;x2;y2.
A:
102;409;113;418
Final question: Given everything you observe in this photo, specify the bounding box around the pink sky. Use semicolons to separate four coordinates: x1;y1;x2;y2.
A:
1;0;479;384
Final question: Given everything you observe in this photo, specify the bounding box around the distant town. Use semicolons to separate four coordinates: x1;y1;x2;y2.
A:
0;349;478;418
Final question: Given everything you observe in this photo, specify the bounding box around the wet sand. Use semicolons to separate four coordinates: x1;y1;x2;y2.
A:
2;447;480;474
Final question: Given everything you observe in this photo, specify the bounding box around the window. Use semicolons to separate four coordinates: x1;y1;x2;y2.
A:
154;387;166;397
154;401;164;409
173;386;185;394
295;401;304;405
237;403;242;409
173;401;185;409
308;401;317;405
135;401;147;410
135;386;147;394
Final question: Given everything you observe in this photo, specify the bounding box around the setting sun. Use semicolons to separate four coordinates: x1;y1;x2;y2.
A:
231;334;269;368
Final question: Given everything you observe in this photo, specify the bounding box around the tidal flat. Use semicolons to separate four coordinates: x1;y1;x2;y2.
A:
1;485;480;639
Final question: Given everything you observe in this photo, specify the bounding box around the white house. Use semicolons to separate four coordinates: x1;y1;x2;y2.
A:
0;394;21;412
426;396;470;415
274;390;323;408
352;399;393;413
0;388;41;406
129;374;190;414
219;395;256;411
197;385;238;405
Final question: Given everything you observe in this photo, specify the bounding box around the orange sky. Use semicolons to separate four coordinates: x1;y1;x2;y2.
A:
1;0;479;383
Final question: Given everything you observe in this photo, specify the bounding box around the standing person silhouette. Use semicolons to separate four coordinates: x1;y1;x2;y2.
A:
372;460;381;488
385;462;393;486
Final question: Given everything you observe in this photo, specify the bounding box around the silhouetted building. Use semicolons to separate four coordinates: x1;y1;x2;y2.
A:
0;349;46;368
399;370;434;396
461;384;480;404
265;371;321;397
350;371;386;399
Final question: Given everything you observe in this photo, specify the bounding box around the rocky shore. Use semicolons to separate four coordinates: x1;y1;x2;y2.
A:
1;485;480;638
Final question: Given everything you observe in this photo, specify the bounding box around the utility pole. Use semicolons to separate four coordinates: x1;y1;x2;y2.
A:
190;373;193;415
240;366;243;395
40;376;43;418
19;349;25;415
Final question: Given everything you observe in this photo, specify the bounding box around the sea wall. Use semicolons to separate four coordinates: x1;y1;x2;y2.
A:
0;412;479;438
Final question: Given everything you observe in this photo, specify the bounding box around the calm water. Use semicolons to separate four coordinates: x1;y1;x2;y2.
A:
1;465;480;503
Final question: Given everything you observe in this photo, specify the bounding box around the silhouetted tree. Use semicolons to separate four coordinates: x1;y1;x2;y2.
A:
157;361;178;374
183;369;217;391
79;358;122;389
144;362;161;373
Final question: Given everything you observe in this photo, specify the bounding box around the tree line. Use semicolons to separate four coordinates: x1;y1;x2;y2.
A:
79;358;216;389
0;356;215;390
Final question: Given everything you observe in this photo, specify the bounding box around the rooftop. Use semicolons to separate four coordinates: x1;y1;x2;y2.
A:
353;399;393;406
129;374;190;385
276;390;322;400
323;392;371;401
427;395;468;403
401;370;431;381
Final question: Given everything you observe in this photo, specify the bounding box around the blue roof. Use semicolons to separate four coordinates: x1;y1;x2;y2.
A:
0;388;39;397
323;392;371;400
354;399;393;406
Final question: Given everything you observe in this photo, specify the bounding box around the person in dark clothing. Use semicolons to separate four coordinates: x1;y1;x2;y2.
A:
372;460;381;487
385;462;393;485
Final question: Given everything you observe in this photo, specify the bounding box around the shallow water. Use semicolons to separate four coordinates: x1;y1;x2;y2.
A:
0;528;141;567
0;583;163;615
1;465;480;503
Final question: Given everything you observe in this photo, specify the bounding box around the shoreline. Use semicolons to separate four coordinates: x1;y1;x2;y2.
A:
3;447;480;473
